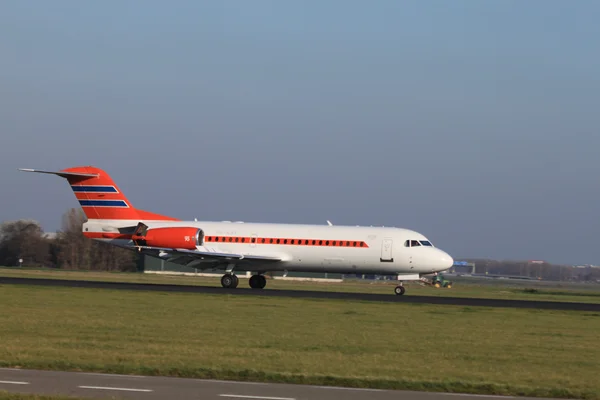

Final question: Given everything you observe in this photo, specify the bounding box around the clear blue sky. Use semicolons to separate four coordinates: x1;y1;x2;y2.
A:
1;0;599;265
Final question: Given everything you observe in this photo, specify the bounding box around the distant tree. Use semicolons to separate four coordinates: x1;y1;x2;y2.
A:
0;219;50;267
53;208;138;271
53;208;93;269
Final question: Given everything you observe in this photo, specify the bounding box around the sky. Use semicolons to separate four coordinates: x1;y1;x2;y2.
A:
1;0;599;265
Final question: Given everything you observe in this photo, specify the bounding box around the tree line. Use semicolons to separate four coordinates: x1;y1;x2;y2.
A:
0;208;138;271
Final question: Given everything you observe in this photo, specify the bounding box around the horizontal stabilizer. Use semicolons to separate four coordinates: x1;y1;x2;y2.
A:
19;165;179;221
18;168;98;179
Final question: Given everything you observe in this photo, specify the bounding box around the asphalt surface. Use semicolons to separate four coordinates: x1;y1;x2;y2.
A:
1;276;600;311
0;368;559;400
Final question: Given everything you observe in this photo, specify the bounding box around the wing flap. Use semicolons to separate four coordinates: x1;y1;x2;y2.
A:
176;248;282;262
135;246;282;269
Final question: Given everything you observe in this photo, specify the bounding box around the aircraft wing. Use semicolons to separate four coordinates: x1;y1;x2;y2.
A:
135;246;282;270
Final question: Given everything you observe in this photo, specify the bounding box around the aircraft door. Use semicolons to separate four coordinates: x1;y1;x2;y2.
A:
380;238;393;262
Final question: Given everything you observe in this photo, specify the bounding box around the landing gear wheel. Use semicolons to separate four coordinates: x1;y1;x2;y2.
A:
249;274;267;289
221;273;239;289
394;285;405;296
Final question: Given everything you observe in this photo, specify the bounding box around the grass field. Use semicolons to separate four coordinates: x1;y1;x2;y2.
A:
1;267;600;304
0;283;599;399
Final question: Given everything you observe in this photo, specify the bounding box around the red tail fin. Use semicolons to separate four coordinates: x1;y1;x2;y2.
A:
20;166;178;221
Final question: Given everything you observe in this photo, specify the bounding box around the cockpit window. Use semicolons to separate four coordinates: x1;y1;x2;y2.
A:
405;240;433;247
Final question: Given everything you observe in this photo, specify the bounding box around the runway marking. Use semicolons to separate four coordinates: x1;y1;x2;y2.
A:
78;385;153;392
0;380;30;385
219;395;295;400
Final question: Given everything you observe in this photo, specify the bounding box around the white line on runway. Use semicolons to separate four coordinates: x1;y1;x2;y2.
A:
0;380;30;385
219;395;295;400
78;385;153;392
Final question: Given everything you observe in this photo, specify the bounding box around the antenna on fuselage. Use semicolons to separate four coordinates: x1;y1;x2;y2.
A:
326;220;333;226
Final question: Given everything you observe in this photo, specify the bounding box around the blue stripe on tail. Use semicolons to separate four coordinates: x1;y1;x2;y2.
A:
79;200;128;208
71;185;118;193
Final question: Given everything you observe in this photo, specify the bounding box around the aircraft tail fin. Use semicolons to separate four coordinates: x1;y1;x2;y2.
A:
19;166;179;222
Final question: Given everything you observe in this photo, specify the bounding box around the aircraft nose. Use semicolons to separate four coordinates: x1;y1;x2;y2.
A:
441;251;454;269
435;249;454;271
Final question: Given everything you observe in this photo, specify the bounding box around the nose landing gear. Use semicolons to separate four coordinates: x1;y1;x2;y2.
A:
394;285;405;295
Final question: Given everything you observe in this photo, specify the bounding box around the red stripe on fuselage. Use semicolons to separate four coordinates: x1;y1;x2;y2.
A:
204;236;369;248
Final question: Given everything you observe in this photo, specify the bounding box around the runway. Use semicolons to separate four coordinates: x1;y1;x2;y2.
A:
0;368;559;400
1;276;599;311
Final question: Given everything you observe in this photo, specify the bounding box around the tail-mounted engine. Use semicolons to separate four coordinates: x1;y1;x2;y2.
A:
131;222;203;250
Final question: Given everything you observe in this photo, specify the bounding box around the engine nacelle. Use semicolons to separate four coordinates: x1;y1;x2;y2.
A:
132;227;202;250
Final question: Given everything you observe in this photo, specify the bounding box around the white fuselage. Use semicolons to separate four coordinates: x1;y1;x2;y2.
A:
84;219;454;276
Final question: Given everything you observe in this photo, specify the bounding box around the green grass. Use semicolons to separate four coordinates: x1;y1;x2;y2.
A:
0;284;599;399
1;266;600;304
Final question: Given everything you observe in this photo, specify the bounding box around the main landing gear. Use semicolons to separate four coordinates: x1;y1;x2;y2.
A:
394;284;406;296
249;274;267;289
220;273;267;290
221;273;239;289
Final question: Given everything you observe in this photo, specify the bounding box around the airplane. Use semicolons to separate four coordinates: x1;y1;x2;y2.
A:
19;166;454;295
